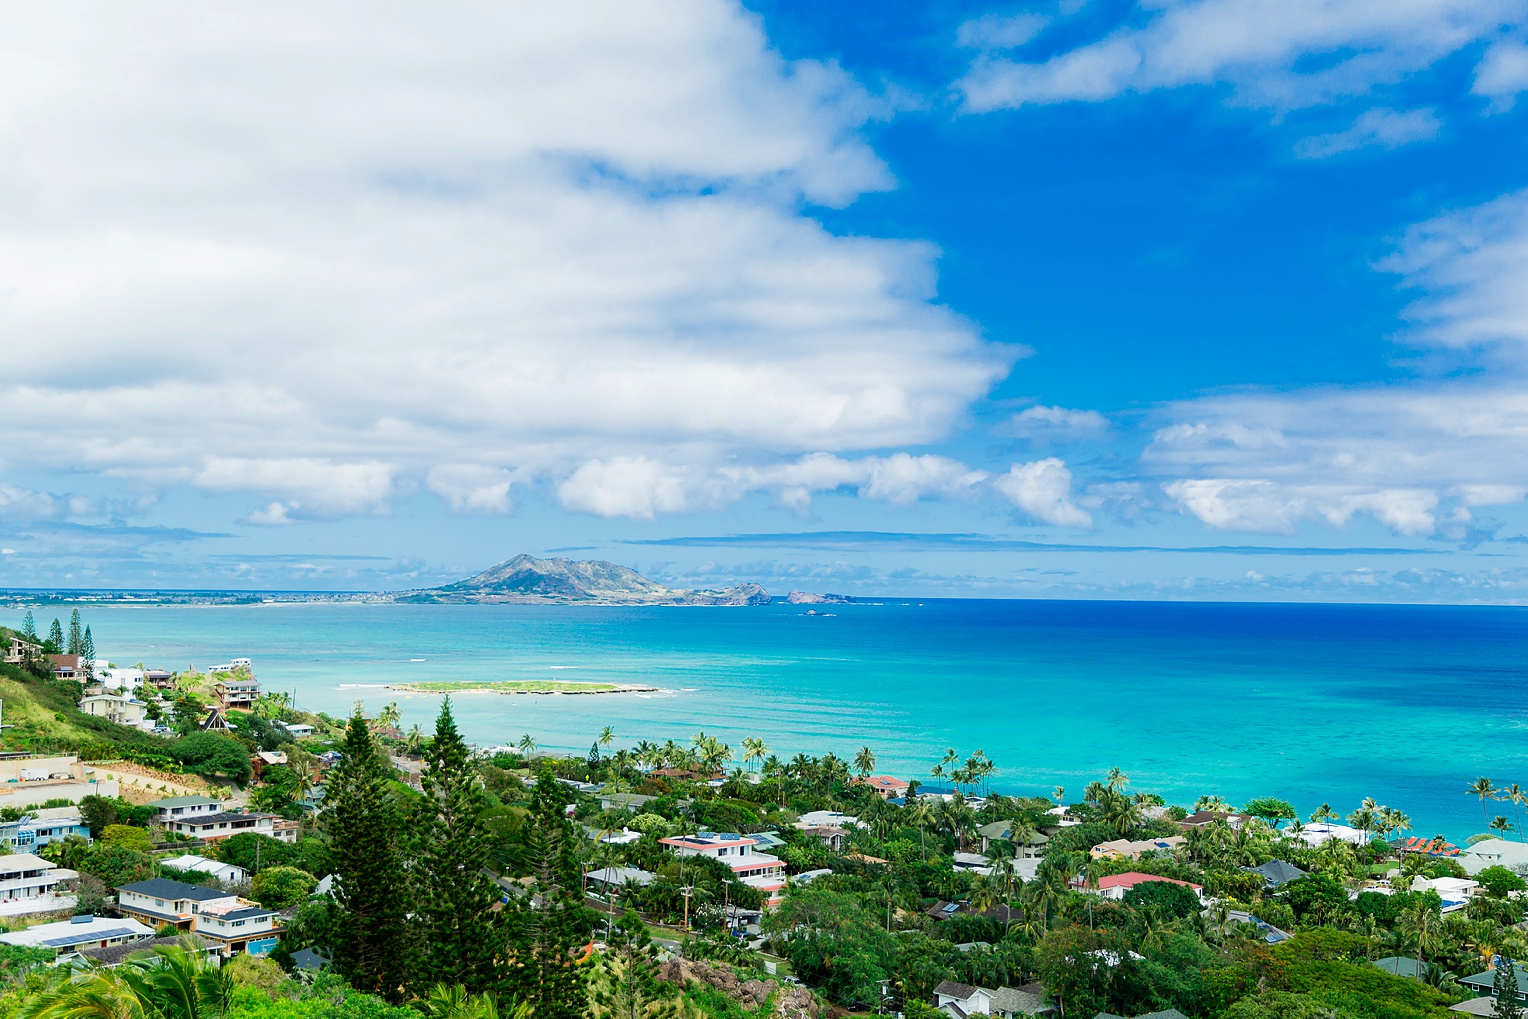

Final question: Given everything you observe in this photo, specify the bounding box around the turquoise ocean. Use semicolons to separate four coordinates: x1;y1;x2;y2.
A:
29;599;1528;843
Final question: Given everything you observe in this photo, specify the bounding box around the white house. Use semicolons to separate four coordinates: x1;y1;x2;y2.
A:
795;810;865;829
935;981;994;1017
277;721;315;738
116;878;281;956
659;831;787;906
0;853;77;914
1459;838;1528;876
162;811;280;844
148;795;224;823
1071;871;1204;902
0;915;155;962
78;693;152;731
160;854;250;885
1295;822;1371;847
94;667;145;694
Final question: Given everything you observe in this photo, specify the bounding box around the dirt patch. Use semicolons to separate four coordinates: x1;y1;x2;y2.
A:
660;959;820;1019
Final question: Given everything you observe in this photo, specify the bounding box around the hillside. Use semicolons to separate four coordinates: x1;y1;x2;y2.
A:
399;554;770;606
0;662;174;762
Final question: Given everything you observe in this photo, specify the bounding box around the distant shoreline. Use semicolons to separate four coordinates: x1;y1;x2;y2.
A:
383;680;660;696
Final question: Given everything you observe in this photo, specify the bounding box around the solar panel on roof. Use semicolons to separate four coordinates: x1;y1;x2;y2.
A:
40;928;141;947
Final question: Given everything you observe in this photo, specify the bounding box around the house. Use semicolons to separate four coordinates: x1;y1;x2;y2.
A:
1294;822;1370;847
160;854;250;885
273;818;300;843
116;878;282;956
1243;859;1307;889
95;667;145;694
48;654;84;681
145;670;176;691
1461;962;1528;1002
161;810;279;843
78;693;152;731
600;792;657;812
0;915;155;962
1410;875;1479;911
934;981;1052;1019
4;636;40;665
1459;839;1528;876
252;751;288;780
1450;999;1500;1017
1072;872;1204;902
148;795;224;823
214;678;259;712
1393;836;1461;857
207;658;253;676
1176;811;1249;830
751;831;788;851
1090;836;1185;861
199;707;231;731
584;866;655;893
799;825;848;851
79;933;217;969
659;831;787;906
925;900;1023;925
1220;909;1290;944
1372;957;1429;979
795;810;864;829
18;809;90;850
977;821;1049;857
0;853;77;912
853;775;910;799
277;721;315;738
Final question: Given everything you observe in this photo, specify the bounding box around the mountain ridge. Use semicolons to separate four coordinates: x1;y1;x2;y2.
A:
398;554;770;606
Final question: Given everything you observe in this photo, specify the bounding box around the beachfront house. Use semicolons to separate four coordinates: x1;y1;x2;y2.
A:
977;821;1049;857
1071;872;1204;902
659;831;787;907
1176;811;1250;830
0;915;155;962
1459;838;1528;875
116;878;281;956
853;775;910;799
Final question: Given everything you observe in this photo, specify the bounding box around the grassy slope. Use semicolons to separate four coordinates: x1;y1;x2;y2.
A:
0;657;173;758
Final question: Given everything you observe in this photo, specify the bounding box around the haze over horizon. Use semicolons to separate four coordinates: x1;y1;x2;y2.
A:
4;1;1528;602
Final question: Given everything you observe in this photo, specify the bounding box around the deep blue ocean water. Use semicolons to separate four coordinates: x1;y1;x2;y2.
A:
30;599;1528;842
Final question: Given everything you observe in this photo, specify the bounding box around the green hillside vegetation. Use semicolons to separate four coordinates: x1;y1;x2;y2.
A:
0;660;175;766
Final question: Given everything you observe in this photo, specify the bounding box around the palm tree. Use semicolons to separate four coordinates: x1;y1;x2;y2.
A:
598;725;616;751
20;945;231;1019
377;701;402;728
517;733;537;758
1106;767;1129;792
1399;901;1443;983
1491;816;1514;840
1468;777;1499;825
1504;783;1527;842
742;736;768;772
422;983;528;1019
1310;803;1338;823
405;723;425;755
1052;785;1065;806
853;746;876;779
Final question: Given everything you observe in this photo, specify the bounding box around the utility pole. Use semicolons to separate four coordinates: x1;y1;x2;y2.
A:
681;886;693;933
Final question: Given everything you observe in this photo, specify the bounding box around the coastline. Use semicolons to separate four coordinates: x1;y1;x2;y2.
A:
382;680;660;696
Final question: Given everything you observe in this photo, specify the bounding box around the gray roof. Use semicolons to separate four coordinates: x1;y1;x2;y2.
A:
148;795;222;808
934;981;980;1001
1245;859;1307;887
119;878;230;901
79;934;209;967
584;866;655;887
172;811;274;827
990;987;1048;1016
291;947;330;971
1451;998;1500;1017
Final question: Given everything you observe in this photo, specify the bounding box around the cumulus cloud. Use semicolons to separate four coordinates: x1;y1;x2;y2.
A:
958;0;1526;112
426;465;517;515
997;404;1110;440
956;13;1049;50
557;451;991;519
1473;38;1528;107
994;458;1093;527
0;2;1011;520
1294;107;1441;159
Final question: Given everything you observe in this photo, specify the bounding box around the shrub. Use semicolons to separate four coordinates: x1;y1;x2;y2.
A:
251;866;317;909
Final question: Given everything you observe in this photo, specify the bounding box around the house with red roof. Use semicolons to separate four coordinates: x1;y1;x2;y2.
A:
1071;871;1203;902
659;831;787;907
853;775;910;799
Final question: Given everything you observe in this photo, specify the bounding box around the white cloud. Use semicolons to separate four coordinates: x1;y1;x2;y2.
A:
957;13;1049;50
0;2;1011;519
192;458;396;519
959;0;1526;111
557;451;992;519
425;465;516;515
993;458;1093;527
0;485;59;521
1293;107;1441;159
998;404;1110;440
1473;37;1528;107
1379;187;1528;348
1163;479;1438;534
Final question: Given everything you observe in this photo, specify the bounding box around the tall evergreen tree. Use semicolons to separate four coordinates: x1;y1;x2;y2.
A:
1496;959;1522;1019
66;610;83;656
47;618;64;653
413;698;503;994
81;627;95;676
20;612;37;643
592;910;674;1019
501;764;593;1019
326;711;411;1001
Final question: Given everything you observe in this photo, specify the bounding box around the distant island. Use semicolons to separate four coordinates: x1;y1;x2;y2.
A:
395;553;770;606
383;679;659;695
785;591;856;605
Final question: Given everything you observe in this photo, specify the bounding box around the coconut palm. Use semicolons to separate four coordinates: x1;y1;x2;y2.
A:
377;702;402;728
853;746;876;779
1504;783;1527;842
1052;786;1065;806
1310;803;1338;823
1106;767;1129;792
21;945;231;1019
598;726;616;751
1468;777;1499;824
1491;816;1514;840
405;724;425;755
1399;901;1443;983
1195;794;1230;813
517;733;537;758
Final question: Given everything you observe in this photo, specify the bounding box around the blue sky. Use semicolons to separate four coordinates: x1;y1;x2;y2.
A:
3;0;1528;600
